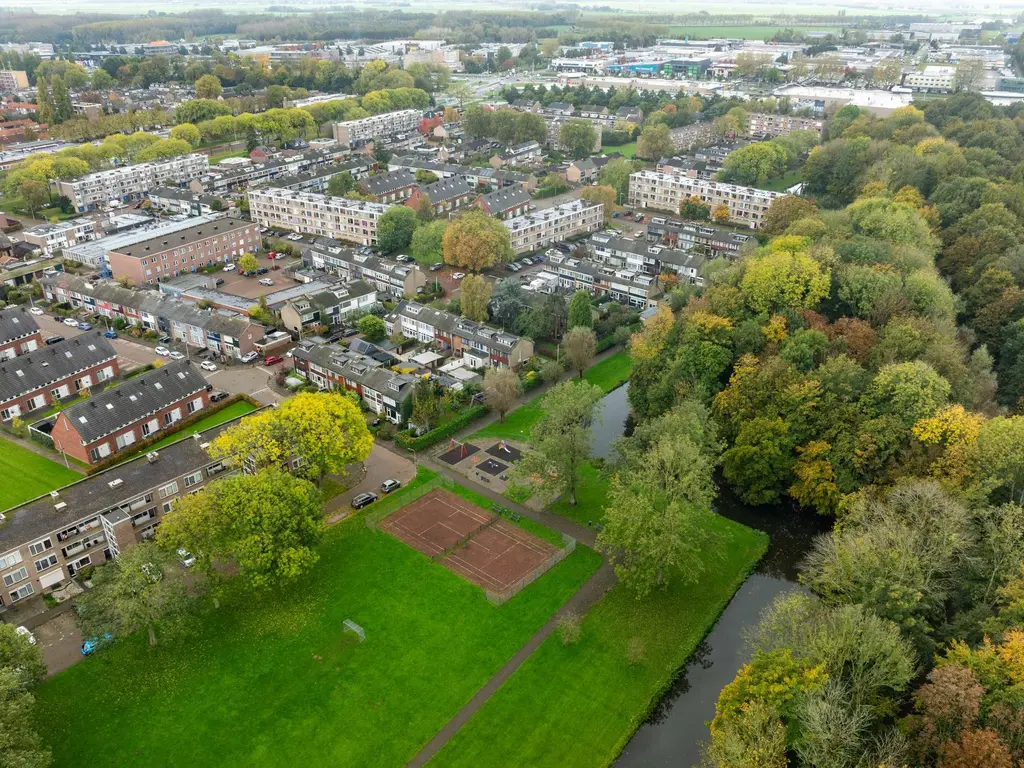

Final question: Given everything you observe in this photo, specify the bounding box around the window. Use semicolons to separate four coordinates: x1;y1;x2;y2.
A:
163;408;182;426
158;481;178;499
9;583;33;602
3;566;27;587
115;431;136;450
141;418;159;437
183;471;202;488
0;551;22;570
89;443;111;462
28;539;51;556
34;554;57;573
0;405;21;421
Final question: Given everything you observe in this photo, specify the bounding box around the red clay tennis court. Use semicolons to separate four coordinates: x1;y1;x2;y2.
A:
379;489;559;593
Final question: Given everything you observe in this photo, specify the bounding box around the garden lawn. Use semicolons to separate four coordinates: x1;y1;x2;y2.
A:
431;515;769;768
757;170;803;192
603;142;636;158
144;401;258;451
0;437;81;510
472;351;632;442
35;469;602;768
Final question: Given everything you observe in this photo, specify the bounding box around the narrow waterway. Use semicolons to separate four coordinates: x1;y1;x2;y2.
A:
590;384;831;767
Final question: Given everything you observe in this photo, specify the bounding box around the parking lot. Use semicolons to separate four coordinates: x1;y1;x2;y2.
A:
214;249;303;302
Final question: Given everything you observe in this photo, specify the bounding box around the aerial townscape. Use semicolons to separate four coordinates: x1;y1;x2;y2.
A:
4;2;1024;766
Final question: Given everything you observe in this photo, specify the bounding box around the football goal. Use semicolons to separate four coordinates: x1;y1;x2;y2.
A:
343;619;365;643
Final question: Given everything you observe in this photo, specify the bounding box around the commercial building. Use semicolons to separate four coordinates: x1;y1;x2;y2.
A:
385;301;534;368
106;218;260;285
332;109;422;149
746;112;824;139
50;360;211;465
628;170;781;228
278;280;377;336
56;154;209;213
248;188;391;246
903;66;956;92
504;200;604;254
0;307;42;360
0;333;118;422
304;240;427;298
0;71;29;91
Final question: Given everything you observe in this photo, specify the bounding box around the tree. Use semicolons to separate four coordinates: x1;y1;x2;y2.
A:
169;122;201;147
580;184;617;219
35;79;53;126
940;729;1014;768
600;157;643;202
740;245;831;315
722;417;794;505
679;195;711;220
484;366;521;422
540;38;561;58
712;203;731;224
75;541;191;647
238;253;259;274
50;74;72;123
490;279;528;328
376;206;419;254
0;623;45;690
20;179;48;218
174;98;231;125
564;326;597;378
763;195;818;235
0;668;51;768
559;119;597;159
568;290;593;329
460;274;492;322
326;171;355;197
208;392;373;486
512;379;604;506
443;210;514;271
954;59;985;92
158;470;324;591
358;314;386;341
410;219;447;264
636;123;675;160
195;74;223;100
411;379;444;430
719;141;789;185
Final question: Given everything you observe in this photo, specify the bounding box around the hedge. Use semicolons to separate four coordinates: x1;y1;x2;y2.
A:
395;405;488;451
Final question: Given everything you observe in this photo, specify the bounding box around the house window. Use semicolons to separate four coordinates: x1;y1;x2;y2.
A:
28;539;51;556
0;551;22;570
158;481;178;499
187;397;204;415
9;583;33;602
3;566;28;587
34;554;58;573
115;431;136;450
89;443;111;462
0;405;21;421
141;418;159;437
163;408;182;426
183;471;202;488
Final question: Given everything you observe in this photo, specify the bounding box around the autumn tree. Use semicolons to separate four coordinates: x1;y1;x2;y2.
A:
460;274;493;322
568;290;593;329
169;122;201;147
719;141;789;185
763;195;819;235
238;252;259;274
484;366;521;422
443;210;515;271
712;203;731;224
195;74;223;100
564;326;597;378
679;195;711;220
636;122;674;160
559;119;597;158
740;241;831;315
580;184;617;219
410;219;447;265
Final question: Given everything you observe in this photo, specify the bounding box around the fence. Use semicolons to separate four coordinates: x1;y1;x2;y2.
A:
431;515;497;562
486;533;577;606
364;475;455;530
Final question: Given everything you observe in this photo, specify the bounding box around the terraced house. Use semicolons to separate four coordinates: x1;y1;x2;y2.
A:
405;176;476;217
359;169;419;203
644;216;755;259
473;186;532;220
50;360;211;465
0;307;42;360
504;200;604;254
304;240;427;297
627;170;782;228
588;232;706;285
540;251;662;309
55;154;210;212
278;281;378;335
248;188;391;246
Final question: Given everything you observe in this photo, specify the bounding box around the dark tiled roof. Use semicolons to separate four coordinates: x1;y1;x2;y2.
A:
0;333;116;406
0;306;39;346
418;176;474;204
360;169;417;197
477;186;530;213
59;360;209;444
111;218;253;259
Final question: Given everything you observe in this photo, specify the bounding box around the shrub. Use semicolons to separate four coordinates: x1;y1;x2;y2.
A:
558;611;582;646
394;404;488;451
377;421;397;440
540;360;564;384
9;417;27;439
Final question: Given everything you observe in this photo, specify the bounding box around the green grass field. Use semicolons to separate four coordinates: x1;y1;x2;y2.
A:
472;352;632;442
144;401;258;451
209;149;250;164
604;142;637;158
431;515;769;768
0;437;82;510
549;462;611;526
665;24;839;39
35;468;602;767
758;170;803;192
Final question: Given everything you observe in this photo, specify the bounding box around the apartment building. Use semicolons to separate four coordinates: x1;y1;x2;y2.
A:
645;216;755;259
107;218;260;285
261;159;375;195
50;360;211;465
474;186;532;220
628;171;781;228
0;333;118;422
540;250;661;309
278;281;378;335
360;169;419;203
332;109;422;149
669;123;717;151
405;176;476;217
61;215;219;269
0;413;262;606
147;187;224;217
0;70;28;91
387;155;534;190
504;200;604;254
248;188;391;246
199;147;352;194
746;112;825;139
41;274;266;360
0;307;42;360
385;301;534;368
55;154;210;213
588;232;706;285
304;240;427;298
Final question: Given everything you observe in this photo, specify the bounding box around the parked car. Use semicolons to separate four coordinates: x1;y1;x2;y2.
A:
15;626;35;645
176;549;196;568
256;267;269;275
81;634;114;655
264;355;284;365
215;278;225;287
555;243;572;252
395;254;412;263
343;328;359;337
259;227;268;233
258;278;274;286
381;479;402;494
45;336;64;345
103;330;118;339
63;317;80;327
28;307;43;316
267;251;277;259
200;361;218;371
430;263;443;271
154;345;171;356
634;213;645;222
222;262;236;272
77;322;92;331
242;270;257;277
240;351;259;363
210;390;229;402
452;272;466;280
169;351;186;361
506;263;520;272
351;492;378;509
158;335;171;344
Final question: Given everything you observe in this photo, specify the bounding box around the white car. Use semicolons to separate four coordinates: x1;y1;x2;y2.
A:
169;351;186;361
200;361;218;371
15;626;35;645
222;263;236;272
452;272;466;280
154;345;171;356
240;351;259;363
176;549;196;568
28;307;43;316
63;317;80;327
258;278;274;286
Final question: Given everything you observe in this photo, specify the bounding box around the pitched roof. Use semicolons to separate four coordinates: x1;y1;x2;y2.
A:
476;186;531;214
59;360;209;444
0;306;39;346
417;175;474;204
0;333;117;406
360;169;417;197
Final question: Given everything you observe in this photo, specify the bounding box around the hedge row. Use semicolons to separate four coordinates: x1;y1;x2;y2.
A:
395;405;488;451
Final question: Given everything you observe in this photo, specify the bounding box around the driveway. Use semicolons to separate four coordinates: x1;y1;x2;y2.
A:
326;445;417;521
35;612;82;677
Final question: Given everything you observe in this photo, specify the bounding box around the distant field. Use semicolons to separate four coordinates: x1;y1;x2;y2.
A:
665;25;839;39
0;438;81;510
758;169;803;191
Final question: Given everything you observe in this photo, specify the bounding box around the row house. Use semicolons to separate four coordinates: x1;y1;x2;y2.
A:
386;155;534;190
504;200;604;254
40;274;265;360
106;218;260;285
304;240;427;297
0;307;42;360
278;281;378;336
474;186;532;220
332;109;422;149
0;333;118;422
746;112;824;139
260;159;375;195
248;187;391;247
146;187;224;217
51;360;211;465
588;232;706;285
540;251;661;309
645;217;755;259
628;170;782;228
491;141;543;168
360;169;419;203
199;147;351;194
0;413;261;607
55;154;210;212
384;301;534;369
405;176;476;217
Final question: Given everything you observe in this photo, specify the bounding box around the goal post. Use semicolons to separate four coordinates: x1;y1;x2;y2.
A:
343;619;365;643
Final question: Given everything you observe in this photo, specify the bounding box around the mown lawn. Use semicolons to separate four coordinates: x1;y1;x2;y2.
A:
548;462;611;527
0;437;82;510
758;170;803;192
35;468;602;767
430;515;769;768
144;401;258;451
604;141;636;158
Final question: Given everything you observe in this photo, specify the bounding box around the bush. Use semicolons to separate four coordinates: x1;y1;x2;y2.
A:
558;611;582;646
377;421;397;440
540;360;564;384
394;405;488;451
9;417;27;439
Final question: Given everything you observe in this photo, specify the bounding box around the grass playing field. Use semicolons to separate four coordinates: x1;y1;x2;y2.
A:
34;468;602;767
0;437;82;510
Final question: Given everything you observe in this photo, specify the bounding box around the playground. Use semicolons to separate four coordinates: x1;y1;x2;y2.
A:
437;437;526;497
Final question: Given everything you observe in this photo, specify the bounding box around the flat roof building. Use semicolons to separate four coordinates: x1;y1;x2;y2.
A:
248;188;392;246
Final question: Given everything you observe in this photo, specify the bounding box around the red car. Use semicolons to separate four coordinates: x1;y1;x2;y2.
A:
264;355;284;365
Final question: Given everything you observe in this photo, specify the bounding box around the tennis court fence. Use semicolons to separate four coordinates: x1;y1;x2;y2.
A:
364;475;455;530
486;534;577;606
